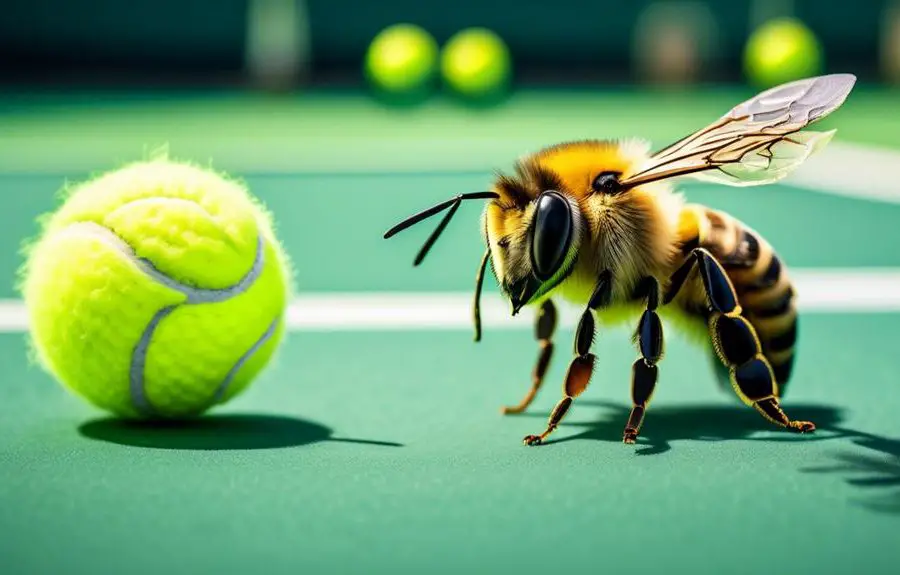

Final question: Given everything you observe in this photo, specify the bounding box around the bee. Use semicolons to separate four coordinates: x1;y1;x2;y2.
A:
384;74;856;446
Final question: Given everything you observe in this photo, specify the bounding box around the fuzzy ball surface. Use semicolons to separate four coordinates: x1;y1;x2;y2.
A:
20;157;292;419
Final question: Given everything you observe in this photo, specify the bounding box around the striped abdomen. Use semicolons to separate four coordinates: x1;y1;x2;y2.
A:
677;205;797;394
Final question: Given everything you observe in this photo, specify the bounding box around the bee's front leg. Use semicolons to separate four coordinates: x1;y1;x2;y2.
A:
623;277;663;444
524;271;612;446
502;299;556;415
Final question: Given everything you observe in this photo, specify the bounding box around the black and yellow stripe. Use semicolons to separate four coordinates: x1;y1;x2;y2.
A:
677;206;798;396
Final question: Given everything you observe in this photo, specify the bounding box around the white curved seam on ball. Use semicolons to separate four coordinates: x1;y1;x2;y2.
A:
66;221;267;416
71;222;265;303
131;306;176;415
210;316;279;404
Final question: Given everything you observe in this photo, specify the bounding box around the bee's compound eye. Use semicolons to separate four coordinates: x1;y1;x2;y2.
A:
592;171;621;194
531;191;573;281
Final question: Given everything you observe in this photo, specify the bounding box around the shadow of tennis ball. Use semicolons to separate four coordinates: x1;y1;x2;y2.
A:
78;413;403;451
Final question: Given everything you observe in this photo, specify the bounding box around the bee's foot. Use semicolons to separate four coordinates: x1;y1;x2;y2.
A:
789;420;816;433
523;434;543;446
501;405;526;415
623;429;638;444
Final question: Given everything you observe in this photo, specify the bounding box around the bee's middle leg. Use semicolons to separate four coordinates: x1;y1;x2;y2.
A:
623;277;663;444
502;299;556;415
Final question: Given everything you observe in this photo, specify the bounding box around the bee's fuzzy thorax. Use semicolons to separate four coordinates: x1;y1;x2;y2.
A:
557;182;684;306
537;140;684;301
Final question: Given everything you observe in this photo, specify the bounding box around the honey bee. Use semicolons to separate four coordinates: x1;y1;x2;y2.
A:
384;74;856;446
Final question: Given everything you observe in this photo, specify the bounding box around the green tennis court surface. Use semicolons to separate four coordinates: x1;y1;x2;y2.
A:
2;90;899;574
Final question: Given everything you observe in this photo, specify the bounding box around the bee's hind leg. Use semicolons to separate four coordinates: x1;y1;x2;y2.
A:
524;271;612;446
668;248;815;434
502;299;556;415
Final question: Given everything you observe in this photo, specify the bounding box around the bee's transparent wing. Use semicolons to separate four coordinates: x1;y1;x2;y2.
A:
688;128;836;187
619;74;856;189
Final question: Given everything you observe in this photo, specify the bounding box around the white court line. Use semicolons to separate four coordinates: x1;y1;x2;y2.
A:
789;142;900;204
3;269;900;333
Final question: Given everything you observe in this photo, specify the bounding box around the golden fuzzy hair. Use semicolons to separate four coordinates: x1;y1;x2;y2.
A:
483;139;687;309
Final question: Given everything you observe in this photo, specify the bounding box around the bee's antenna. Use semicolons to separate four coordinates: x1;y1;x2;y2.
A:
413;199;460;266
472;247;490;342
383;191;499;266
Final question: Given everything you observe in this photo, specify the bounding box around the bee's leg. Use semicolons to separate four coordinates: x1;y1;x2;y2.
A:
623;277;663;444
523;271;612;446
502;299;556;414
522;308;594;446
674;248;815;433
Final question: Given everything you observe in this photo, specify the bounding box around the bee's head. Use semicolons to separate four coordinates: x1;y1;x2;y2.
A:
382;139;639;340
484;140;660;313
484;174;585;315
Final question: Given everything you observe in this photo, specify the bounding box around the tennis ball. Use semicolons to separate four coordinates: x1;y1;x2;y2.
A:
744;17;823;88
19;157;292;420
365;23;439;96
440;27;511;99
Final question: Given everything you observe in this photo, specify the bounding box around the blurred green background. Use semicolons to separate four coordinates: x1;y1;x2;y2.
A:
1;0;898;176
0;0;894;85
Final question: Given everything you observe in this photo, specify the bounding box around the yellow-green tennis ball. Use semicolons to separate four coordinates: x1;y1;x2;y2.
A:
440;27;511;98
364;23;439;94
19;157;292;420
744;17;823;88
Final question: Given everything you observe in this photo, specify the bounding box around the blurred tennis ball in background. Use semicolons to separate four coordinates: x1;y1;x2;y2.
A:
440;28;511;100
364;23;439;99
20;156;291;419
744;17;823;88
